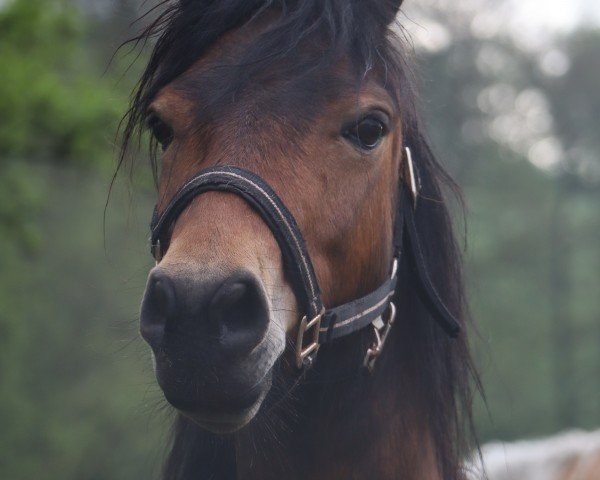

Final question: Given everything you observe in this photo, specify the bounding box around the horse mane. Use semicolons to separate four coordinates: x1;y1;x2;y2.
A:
120;0;412;178
119;1;480;479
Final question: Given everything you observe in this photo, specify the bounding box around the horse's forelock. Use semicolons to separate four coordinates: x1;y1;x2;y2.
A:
119;0;415;176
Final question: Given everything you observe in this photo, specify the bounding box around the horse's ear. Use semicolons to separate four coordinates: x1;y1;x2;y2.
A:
381;0;405;25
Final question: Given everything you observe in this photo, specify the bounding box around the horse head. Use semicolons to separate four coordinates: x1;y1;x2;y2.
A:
121;1;476;478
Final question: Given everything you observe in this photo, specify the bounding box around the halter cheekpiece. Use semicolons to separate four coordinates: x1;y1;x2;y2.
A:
149;148;460;370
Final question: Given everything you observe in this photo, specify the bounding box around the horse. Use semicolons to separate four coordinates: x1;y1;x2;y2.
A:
120;1;478;479
467;430;600;480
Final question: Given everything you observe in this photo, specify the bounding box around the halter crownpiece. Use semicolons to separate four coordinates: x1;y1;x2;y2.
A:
149;147;460;370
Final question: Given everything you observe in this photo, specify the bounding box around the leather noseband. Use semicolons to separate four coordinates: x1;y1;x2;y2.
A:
149;148;459;370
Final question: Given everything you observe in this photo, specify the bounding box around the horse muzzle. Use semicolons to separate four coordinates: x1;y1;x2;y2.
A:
140;266;281;431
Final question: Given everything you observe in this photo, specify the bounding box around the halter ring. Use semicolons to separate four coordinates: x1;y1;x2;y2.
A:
363;302;396;372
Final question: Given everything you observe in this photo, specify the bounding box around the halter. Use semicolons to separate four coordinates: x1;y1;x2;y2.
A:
149;147;460;370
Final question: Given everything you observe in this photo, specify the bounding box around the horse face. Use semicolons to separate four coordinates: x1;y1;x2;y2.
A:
139;23;401;433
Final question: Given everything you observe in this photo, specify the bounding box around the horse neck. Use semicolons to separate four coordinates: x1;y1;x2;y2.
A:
234;326;443;480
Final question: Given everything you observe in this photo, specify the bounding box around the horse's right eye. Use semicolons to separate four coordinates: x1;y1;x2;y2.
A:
147;115;174;151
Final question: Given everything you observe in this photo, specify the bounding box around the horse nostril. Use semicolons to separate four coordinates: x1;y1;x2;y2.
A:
140;271;177;347
140;269;269;355
153;278;177;323
208;272;269;355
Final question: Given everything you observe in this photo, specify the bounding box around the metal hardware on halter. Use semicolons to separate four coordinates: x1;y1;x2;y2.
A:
363;257;398;372
363;302;396;372
404;147;418;209
150;239;162;263
296;308;324;369
149;164;461;373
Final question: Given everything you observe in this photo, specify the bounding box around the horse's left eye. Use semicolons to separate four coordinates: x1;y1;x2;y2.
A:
344;117;388;150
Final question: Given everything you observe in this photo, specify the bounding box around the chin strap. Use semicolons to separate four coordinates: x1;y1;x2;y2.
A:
149;147;460;371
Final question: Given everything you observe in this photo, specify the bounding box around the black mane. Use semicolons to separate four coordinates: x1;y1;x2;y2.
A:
121;0;416;175
120;1;480;479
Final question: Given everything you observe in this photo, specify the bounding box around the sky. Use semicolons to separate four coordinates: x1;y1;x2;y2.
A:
0;1;599;30
513;0;600;31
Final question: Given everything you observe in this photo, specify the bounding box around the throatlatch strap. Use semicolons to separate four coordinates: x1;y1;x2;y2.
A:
400;187;461;337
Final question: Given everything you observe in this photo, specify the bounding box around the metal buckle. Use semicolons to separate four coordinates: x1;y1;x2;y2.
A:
150;239;162;263
295;308;324;369
363;302;396;372
404;147;418;209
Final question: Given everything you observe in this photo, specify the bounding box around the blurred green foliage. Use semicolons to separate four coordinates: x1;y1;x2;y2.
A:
0;0;123;165
0;0;598;479
0;0;129;253
415;22;600;440
0;166;166;480
0;2;165;479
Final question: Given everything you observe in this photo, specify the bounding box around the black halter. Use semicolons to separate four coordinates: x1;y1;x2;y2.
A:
149;149;460;370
